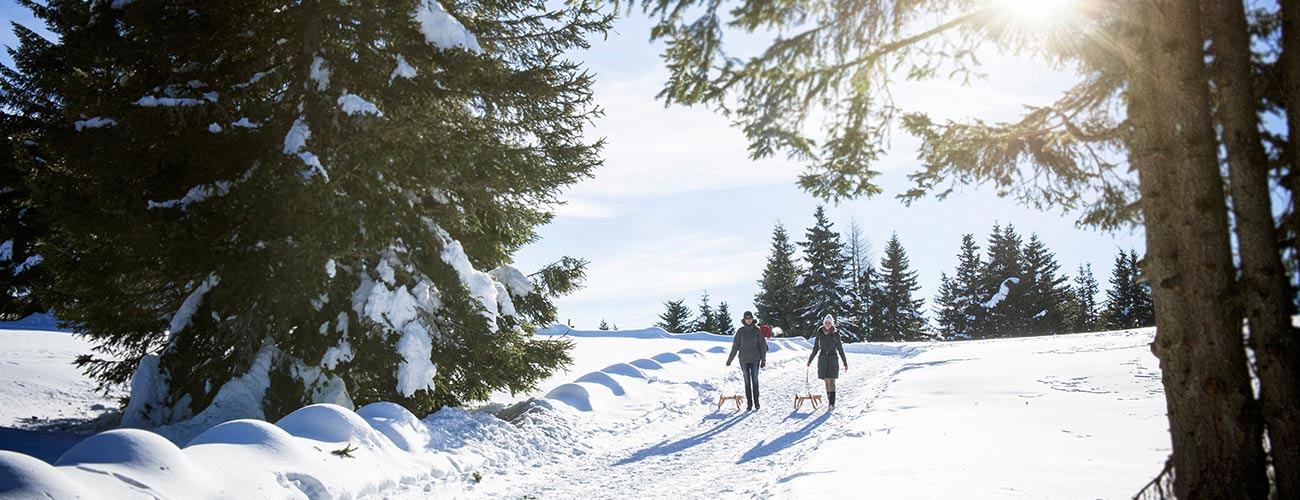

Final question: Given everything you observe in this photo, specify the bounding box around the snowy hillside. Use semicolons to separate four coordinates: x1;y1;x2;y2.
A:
0;325;1169;499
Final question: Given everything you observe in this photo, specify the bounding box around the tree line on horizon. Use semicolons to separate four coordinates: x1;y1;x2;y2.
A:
646;206;1153;340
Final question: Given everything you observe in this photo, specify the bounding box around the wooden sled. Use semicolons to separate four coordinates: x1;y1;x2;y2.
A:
717;395;744;412
793;393;823;412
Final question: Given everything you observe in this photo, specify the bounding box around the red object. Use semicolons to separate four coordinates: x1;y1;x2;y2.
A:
760;325;773;338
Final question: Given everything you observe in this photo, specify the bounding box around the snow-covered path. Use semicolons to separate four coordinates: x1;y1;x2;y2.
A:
0;326;1168;499
412;349;907;499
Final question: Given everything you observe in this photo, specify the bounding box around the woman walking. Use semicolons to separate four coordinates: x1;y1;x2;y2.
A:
726;311;768;411
807;315;848;409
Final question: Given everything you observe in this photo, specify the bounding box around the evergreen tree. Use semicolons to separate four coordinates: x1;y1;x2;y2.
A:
1129;250;1155;327
1104;250;1155;329
1019;234;1069;336
754;222;804;337
598;319;610;331
716;301;734;335
844;219;874;342
655;299;693;333
2;0;608;423
935;234;984;340
861;264;886;341
1070;263;1101;332
980;224;1026;338
693;291;719;333
796;207;859;341
0;113;47;320
875;233;927;342
934;272;961;340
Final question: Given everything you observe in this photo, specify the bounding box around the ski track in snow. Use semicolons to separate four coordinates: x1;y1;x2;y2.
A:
400;351;907;499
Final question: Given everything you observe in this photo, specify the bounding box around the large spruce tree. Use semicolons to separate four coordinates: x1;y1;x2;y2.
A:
0;112;47;321
754;222;804;337
2;0;607;425
797;207;859;341
875;233;926;342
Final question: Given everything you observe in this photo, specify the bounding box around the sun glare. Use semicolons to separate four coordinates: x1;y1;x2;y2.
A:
989;0;1081;37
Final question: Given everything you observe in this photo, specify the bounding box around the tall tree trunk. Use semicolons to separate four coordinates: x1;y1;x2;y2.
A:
1209;0;1300;496
1123;1;1268;497
1267;1;1300;496
1284;0;1300;276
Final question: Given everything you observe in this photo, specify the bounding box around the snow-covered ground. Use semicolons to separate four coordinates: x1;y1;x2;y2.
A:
0;324;1170;499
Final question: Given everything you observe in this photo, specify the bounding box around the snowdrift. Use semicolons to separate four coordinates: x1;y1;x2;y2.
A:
0;325;1170;499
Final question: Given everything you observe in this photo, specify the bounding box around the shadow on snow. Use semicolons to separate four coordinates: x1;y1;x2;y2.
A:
613;412;754;466
737;411;831;464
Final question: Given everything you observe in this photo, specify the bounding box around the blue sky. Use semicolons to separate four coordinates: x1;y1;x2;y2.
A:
0;4;1147;332
511;10;1146;331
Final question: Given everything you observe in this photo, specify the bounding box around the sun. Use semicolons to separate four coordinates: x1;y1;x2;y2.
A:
985;0;1084;39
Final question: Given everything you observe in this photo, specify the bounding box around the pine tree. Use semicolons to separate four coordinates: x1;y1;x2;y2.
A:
2;0;608;424
934;272;961;340
693;291;719;333
716;301;734;335
1019;233;1068;336
935;233;984;340
875;233;927;342
1071;263;1101;332
980;224;1026;338
598;319;610;331
844;219;874;342
655;299;693;333
861;264;886;341
0;112;47;321
1104;249;1155;329
797;207;859;341
1127;250;1155;327
754;222;804;337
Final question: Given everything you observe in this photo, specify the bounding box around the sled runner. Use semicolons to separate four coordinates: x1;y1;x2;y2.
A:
717;394;744;411
794;365;822;412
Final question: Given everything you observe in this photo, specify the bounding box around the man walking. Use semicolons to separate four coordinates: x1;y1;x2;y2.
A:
726;311;769;411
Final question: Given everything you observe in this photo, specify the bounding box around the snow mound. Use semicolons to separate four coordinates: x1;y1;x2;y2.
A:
275;404;394;450
545;384;593;412
186;419;297;451
0;450;93;499
575;372;627;396
629;358;664;370
357;403;431;453
55;429;191;469
55;429;218;499
651;352;682;363
601;363;647;379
